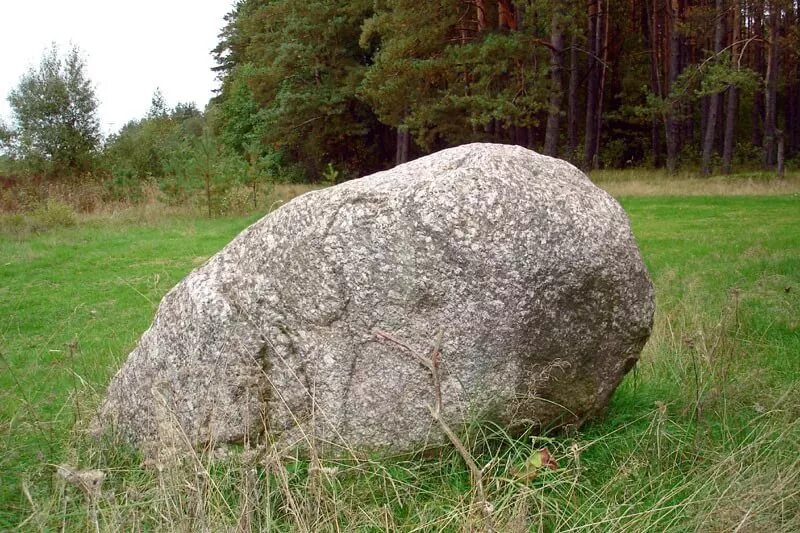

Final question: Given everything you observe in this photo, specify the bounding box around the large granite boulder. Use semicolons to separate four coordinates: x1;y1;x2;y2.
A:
96;143;654;454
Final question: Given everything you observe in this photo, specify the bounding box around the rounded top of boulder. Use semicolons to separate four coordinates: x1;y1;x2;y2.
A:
301;143;604;222
340;142;588;188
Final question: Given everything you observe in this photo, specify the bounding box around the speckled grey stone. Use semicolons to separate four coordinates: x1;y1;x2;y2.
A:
96;143;654;454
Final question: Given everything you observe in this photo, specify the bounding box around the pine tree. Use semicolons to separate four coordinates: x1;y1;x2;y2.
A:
208;0;800;175
214;0;387;179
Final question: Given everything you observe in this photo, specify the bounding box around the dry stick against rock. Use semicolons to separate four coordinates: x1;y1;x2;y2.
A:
236;465;258;533
429;329;443;412
374;329;495;532
374;330;435;372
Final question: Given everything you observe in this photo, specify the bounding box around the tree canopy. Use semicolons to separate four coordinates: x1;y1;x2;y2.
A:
210;0;800;179
7;45;101;177
3;1;799;183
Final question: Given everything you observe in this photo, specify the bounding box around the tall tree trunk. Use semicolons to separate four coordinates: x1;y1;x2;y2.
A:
584;0;600;169
645;0;666;168
722;87;739;173
763;2;780;167
395;126;410;165
790;74;800;157
791;2;800;157
715;86;726;154
683;37;694;148
723;1;741;174
751;2;765;147
476;0;487;32
701;96;709;149
594;0;609;167
701;0;725;176
544;10;565;156
651;120;663;168
666;0;682;174
498;0;517;30
567;33;579;158
514;124;527;146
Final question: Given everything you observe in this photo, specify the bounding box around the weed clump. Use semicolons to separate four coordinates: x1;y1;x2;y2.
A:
0;199;78;237
30;199;77;229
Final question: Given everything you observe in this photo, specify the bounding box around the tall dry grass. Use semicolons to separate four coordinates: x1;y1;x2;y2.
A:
591;168;800;196
0;179;322;237
18;288;800;531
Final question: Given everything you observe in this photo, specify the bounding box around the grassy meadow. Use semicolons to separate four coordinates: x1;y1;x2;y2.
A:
0;177;799;530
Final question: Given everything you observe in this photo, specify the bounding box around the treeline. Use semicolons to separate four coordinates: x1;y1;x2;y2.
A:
211;0;799;179
3;1;798;189
0;46;277;214
101;92;278;214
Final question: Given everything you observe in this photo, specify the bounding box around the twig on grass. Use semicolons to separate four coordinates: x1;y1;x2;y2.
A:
427;405;494;531
56;464;105;533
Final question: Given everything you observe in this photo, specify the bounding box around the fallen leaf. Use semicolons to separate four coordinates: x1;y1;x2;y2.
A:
513;448;559;482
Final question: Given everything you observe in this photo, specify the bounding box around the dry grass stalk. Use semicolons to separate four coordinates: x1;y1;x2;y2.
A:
56;464;105;532
55;464;105;500
592;169;800;197
375;328;495;532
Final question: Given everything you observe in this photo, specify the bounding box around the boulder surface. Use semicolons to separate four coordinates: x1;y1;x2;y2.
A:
97;143;654;454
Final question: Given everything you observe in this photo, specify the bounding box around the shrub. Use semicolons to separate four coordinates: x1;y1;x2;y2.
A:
14;181;47;212
104;174;147;204
0;187;19;212
0;213;29;236
221;185;254;216
46;179;105;213
600;138;628;168
30;199;77;229
159;174;195;206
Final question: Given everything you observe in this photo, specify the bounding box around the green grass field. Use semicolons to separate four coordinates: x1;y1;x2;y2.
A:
1;191;799;530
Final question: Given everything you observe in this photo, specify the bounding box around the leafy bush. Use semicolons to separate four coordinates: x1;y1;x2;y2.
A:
221;185;254;215
13;181;47;212
734;141;765;166
1;199;78;236
44;179;104;213
600;139;629;169
0;187;19;212
30;199;77;229
0;213;29;236
104;174;148;204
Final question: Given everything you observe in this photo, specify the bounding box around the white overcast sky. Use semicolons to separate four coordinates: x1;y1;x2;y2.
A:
0;1;235;134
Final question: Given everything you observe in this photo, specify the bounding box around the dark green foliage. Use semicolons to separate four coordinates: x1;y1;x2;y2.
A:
147;88;169;120
0;119;13;153
103;116;177;181
208;0;800;176
5;1;800;184
102;97;260;214
214;63;264;155
212;0;389;180
361;0;587;152
188;127;248;217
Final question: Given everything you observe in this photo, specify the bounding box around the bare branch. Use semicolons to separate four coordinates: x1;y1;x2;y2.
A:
374;330;434;371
